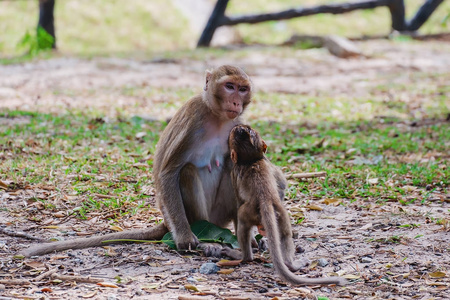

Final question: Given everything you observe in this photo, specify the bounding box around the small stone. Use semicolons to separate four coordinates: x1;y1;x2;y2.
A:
361;256;373;263
199;262;219;275
107;294;118;300
317;258;329;267
186;276;198;284
0;241;7;249
135;288;144;296
295;245;305;253
324;35;362;58
258;287;268;293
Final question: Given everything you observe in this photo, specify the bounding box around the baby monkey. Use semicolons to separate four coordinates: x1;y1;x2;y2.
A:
226;125;347;286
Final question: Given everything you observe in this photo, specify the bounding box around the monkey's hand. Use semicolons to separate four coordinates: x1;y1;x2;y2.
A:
257;237;269;251
176;233;200;251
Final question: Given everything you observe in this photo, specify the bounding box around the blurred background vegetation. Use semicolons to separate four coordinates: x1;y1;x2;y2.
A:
0;0;448;58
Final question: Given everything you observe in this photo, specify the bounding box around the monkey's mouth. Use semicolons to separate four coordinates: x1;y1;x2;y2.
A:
226;110;240;119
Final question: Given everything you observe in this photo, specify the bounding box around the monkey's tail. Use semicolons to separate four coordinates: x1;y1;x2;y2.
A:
21;223;168;257
260;201;346;286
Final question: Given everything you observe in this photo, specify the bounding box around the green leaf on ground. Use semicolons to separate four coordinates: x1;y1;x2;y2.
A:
162;220;239;250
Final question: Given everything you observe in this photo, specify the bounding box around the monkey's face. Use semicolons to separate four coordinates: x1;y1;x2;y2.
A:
229;125;266;165
220;78;251;119
205;66;252;120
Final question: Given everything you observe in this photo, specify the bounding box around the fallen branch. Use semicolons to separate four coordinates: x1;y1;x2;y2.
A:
0;226;45;242
0;279;31;286
34;268;58;282
51;273;105;284
289;171;327;179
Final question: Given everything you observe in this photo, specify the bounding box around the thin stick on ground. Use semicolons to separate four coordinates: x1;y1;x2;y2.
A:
289;171;327;179
0;226;46;242
0;279;31;286
34;268;58;282
50;273;106;284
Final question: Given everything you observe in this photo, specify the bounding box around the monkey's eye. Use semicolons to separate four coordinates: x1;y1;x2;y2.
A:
239;86;248;93
225;83;235;90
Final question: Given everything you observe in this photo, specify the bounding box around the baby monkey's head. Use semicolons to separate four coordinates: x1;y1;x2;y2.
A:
229;125;267;165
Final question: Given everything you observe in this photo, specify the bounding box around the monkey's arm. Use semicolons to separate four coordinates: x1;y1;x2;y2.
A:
153;101;206;250
21;223;168;257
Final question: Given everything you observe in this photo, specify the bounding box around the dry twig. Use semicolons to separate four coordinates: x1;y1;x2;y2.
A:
0;226;45;242
51;273;105;284
0;279;30;286
289;171;327;179
34;268;58;282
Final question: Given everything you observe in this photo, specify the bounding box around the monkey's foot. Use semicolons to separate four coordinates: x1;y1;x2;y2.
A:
285;258;310;272
198;242;225;257
221;247;242;260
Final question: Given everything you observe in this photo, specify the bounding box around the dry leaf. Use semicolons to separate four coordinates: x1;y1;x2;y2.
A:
305;204;323;211
216;259;241;267
217;269;234;275
142;284;159;290
184;284;200;292
25;261;46;269
133;163;148;168
109;225;123;232
402;185;417;192
322;198;341;206
135;132;147;138
103;247;118;256
399;283;415;287
343;274;361;279
367;178;379;184
257;224;266;236
42;225;60;229
0;180;8;189
41;287;53;293
294;287;312;295
82;291;98;298
360;223;373;230
428;271;446;278
53;211;65;218
425;279;447;286
97;282;119;288
49;255;70;260
309;260;318;269
290;206;304;212
291;212;305;219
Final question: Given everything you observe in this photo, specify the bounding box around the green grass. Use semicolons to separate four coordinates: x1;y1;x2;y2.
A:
1;97;448;219
0;111;166;219
1;0;449;58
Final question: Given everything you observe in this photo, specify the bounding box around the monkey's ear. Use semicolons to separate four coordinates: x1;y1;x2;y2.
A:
204;70;213;91
262;141;267;153
230;149;238;164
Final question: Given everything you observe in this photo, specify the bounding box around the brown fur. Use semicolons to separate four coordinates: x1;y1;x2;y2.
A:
227;125;347;286
21;65;252;257
153;65;252;250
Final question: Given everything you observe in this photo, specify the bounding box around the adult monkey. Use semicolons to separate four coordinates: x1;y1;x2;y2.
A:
153;65;252;250
22;65;252;257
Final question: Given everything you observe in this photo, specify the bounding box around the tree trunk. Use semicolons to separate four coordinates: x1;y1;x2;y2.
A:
38;0;56;49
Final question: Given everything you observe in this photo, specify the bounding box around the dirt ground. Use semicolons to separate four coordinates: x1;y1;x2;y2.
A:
0;40;449;300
